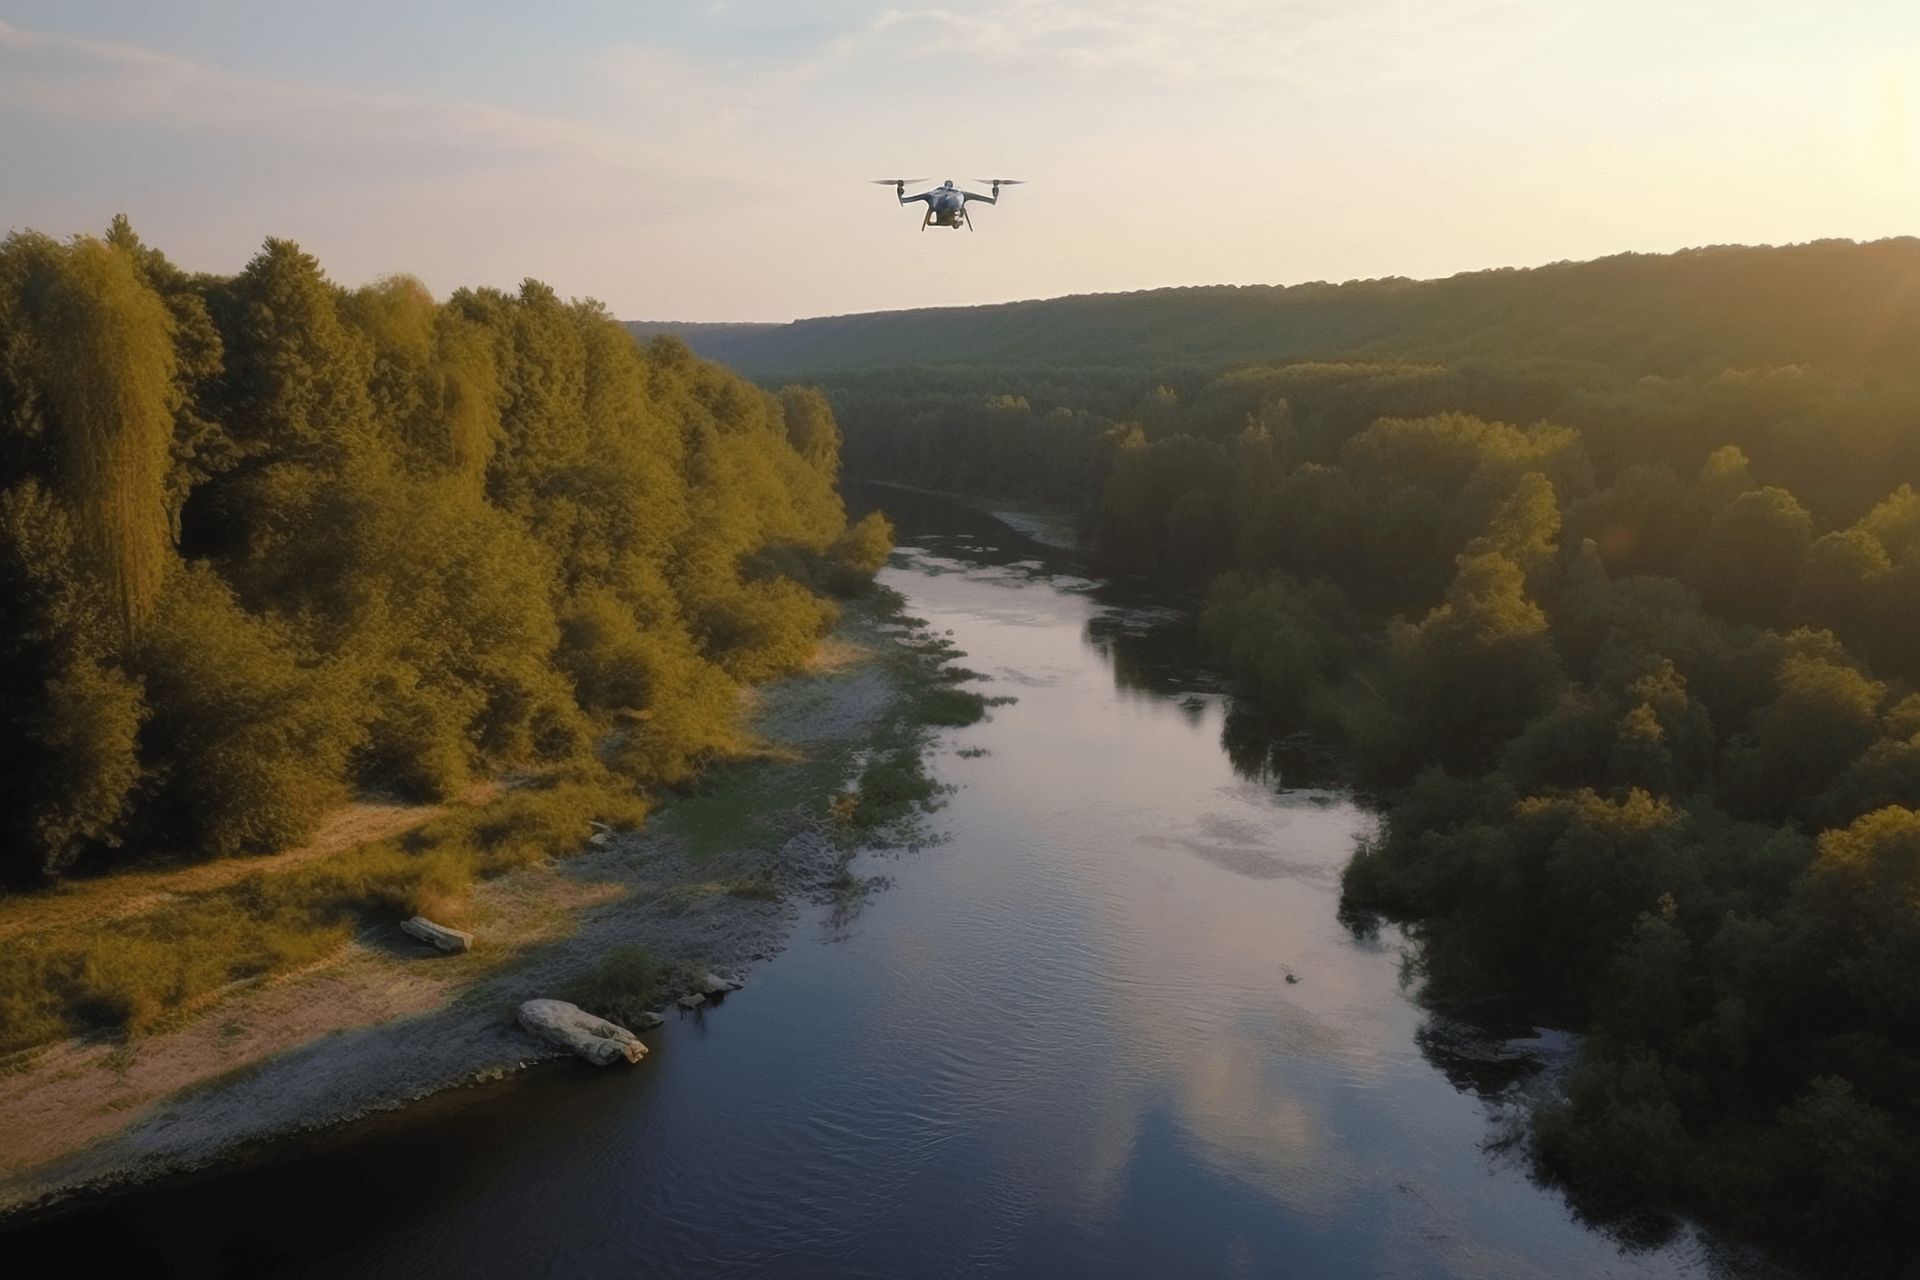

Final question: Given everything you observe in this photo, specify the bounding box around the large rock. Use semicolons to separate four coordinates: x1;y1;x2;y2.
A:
401;916;474;954
697;971;742;995
517;999;648;1066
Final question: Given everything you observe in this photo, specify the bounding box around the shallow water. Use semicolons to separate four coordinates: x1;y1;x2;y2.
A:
2;485;1737;1278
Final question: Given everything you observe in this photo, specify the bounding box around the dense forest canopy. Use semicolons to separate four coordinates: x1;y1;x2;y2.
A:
629;237;1920;379
639;237;1920;1276
0;219;888;889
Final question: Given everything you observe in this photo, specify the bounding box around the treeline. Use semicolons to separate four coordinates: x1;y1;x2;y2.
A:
629;237;1920;378
819;347;1920;537
732;241;1920;1274
0;219;889;888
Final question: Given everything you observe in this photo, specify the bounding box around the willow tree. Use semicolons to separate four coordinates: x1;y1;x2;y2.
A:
35;238;177;643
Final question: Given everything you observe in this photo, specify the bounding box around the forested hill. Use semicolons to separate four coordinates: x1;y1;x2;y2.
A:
623;319;782;351
627;237;1920;378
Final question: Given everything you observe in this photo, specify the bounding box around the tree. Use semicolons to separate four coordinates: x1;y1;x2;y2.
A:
1396;550;1562;773
0;482;145;882
1724;640;1884;820
1806;806;1920;939
1792;528;1890;639
31;237;177;642
1685;486;1813;625
218;238;374;466
780;385;841;477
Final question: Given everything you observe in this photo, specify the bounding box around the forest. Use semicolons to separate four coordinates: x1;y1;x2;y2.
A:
0;220;888;1047
651;239;1920;1275
628;237;1920;378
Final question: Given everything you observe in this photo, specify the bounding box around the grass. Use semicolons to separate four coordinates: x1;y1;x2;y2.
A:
0;763;649;1055
832;750;942;834
562;944;669;1028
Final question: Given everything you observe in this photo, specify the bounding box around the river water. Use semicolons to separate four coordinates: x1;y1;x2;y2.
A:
4;486;1734;1278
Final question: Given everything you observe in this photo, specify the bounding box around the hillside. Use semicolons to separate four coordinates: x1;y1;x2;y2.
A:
623;319;783;350
627;238;1920;378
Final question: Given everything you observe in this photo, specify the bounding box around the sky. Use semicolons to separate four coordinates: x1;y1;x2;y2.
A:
1;1;1915;321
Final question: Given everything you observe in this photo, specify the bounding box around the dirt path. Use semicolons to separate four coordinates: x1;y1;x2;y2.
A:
0;783;498;946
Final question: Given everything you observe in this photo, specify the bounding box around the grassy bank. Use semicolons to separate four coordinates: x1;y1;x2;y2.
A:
0;763;648;1055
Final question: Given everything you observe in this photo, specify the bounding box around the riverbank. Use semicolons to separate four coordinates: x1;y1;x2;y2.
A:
0;588;950;1221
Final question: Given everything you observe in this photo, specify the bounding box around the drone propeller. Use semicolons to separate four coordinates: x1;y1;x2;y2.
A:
976;178;1027;187
870;178;927;185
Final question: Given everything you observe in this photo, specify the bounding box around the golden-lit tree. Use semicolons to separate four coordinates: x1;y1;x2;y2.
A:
34;237;177;643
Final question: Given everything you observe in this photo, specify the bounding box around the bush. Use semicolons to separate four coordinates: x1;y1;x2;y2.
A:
134;567;362;858
564;944;669;1029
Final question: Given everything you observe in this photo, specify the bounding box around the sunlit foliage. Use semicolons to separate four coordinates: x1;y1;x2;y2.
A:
0;221;883;888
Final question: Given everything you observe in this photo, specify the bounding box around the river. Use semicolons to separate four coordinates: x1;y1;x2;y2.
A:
2;484;1738;1278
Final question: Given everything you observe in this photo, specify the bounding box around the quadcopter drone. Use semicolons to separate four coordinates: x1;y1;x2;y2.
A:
871;178;1026;230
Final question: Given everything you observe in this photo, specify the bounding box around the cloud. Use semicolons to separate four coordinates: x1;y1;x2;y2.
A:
856;0;1565;91
0;19;707;180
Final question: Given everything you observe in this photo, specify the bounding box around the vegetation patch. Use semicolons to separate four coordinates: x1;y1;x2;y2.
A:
832;751;941;835
912;688;991;727
0;766;649;1053
562;944;669;1029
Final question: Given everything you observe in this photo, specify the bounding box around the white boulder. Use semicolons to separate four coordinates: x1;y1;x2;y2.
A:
697;971;742;995
401;916;474;954
517;999;648;1066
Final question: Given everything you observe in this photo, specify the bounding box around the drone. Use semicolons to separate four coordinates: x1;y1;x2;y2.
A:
871;178;1026;230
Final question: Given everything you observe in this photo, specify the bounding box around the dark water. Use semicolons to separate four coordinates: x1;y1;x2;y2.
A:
4;486;1732;1278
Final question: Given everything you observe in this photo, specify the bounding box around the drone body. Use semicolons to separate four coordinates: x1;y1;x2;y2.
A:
872;178;1025;230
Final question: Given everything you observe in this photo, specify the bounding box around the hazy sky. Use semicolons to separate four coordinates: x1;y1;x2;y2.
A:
2;2;1915;320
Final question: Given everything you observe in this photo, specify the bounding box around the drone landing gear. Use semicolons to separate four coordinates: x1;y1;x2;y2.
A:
921;208;931;232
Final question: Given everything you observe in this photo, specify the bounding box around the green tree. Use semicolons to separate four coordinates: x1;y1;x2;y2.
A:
1395;550;1562;773
30;237;177;641
1685;487;1812;625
